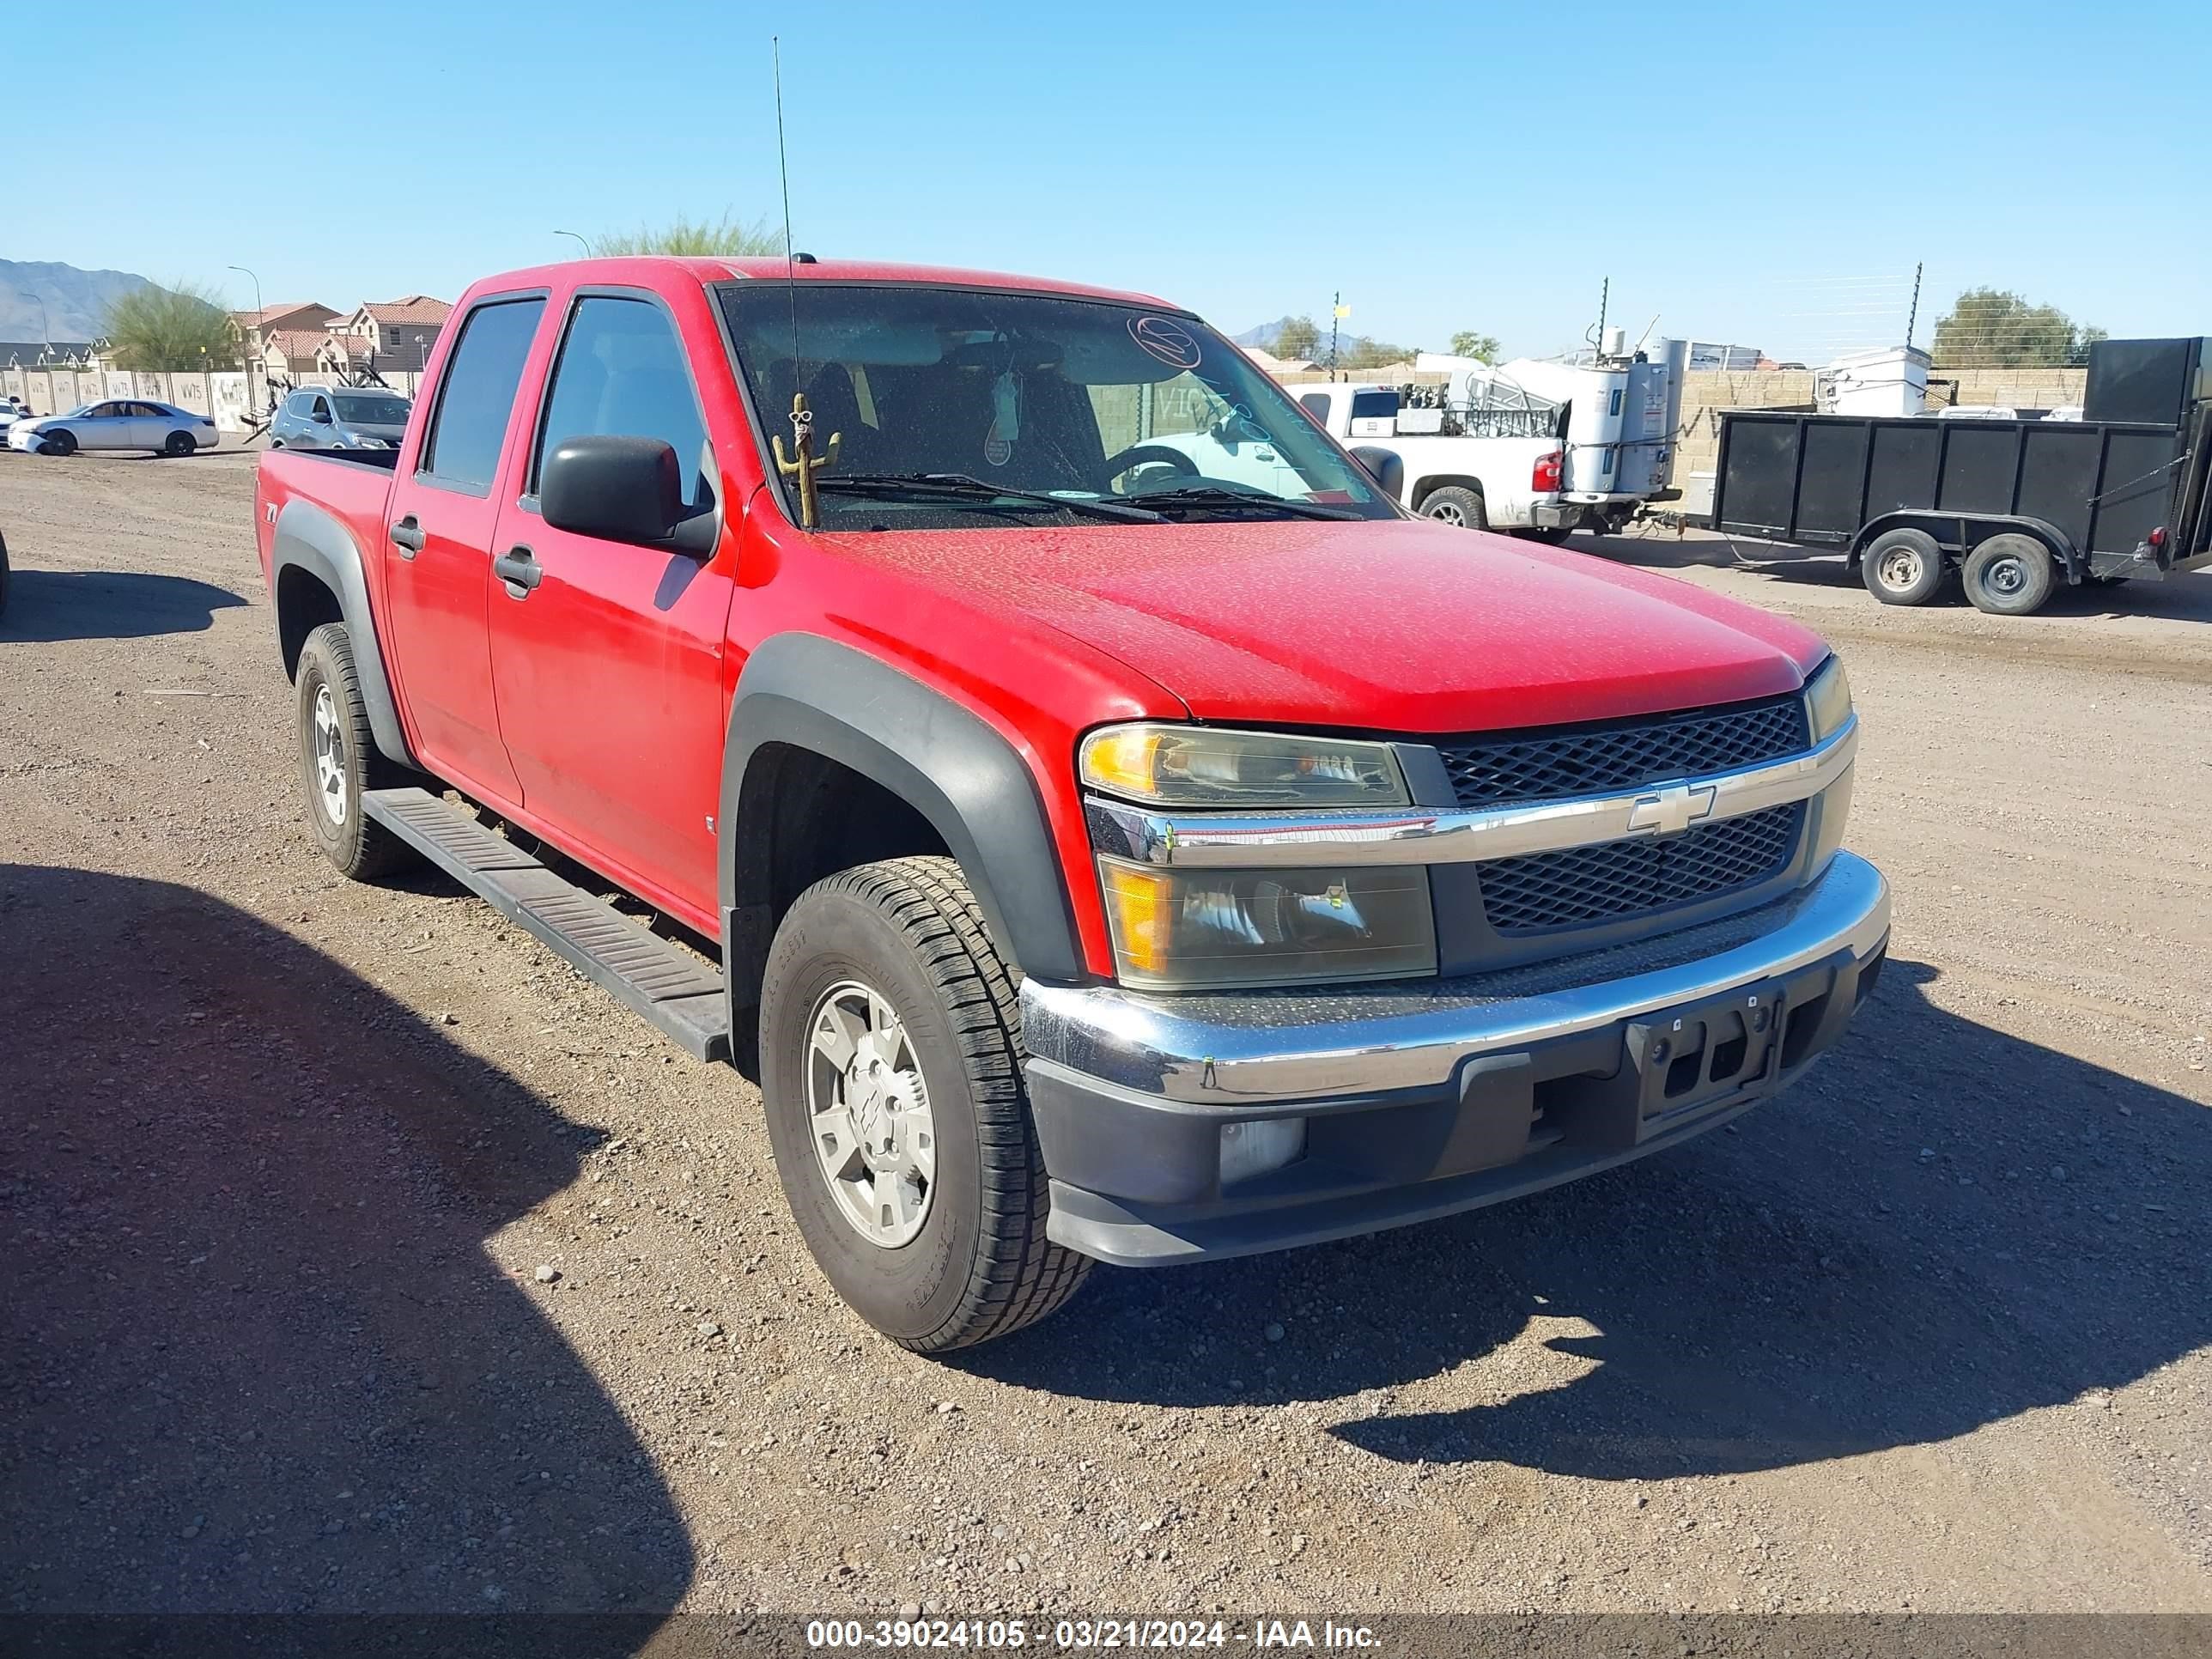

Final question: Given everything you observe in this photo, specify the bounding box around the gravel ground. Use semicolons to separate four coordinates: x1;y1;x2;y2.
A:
1;450;2208;1622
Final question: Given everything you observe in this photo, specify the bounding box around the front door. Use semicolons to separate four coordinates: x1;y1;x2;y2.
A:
379;294;546;806
485;289;736;924
82;402;137;449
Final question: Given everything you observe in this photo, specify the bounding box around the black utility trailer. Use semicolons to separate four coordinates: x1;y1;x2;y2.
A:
1706;337;2212;615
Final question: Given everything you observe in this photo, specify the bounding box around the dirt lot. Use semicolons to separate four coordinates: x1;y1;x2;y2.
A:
3;449;2209;1623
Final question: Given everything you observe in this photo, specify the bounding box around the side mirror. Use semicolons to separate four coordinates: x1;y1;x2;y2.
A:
311;407;332;424
541;434;714;555
1349;446;1404;500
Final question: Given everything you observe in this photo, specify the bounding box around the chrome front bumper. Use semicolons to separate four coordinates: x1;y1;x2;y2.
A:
1019;852;1890;1265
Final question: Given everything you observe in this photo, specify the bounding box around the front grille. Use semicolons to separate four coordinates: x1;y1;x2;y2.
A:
1440;696;1811;807
1478;803;1804;933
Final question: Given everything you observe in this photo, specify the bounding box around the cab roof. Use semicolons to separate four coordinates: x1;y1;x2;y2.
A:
468;255;1182;313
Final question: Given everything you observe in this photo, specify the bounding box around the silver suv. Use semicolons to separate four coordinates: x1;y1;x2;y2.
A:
270;387;411;452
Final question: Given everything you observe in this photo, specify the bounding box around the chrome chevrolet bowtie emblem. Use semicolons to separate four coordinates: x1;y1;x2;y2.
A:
1626;781;1718;837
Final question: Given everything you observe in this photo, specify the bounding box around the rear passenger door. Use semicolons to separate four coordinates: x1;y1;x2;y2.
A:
485;288;736;921
380;293;548;806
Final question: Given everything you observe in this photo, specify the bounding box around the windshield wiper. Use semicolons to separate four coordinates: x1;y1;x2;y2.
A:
817;472;1163;524
1118;486;1358;521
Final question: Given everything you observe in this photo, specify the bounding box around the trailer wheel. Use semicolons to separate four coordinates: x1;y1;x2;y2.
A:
1420;486;1486;530
1962;533;2055;617
1860;528;1944;605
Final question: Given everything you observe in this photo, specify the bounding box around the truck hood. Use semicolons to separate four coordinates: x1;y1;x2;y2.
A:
842;516;1827;732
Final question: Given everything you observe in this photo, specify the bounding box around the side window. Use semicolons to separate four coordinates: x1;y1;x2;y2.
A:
286;392;310;414
310;396;331;420
531;295;709;508
417;296;546;493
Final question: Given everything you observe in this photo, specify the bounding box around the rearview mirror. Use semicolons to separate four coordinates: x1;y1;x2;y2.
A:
541;434;714;555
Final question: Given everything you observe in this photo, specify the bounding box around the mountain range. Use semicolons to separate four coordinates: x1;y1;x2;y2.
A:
0;259;161;343
1233;314;1408;363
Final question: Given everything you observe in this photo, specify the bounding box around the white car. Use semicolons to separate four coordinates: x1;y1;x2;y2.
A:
8;398;222;458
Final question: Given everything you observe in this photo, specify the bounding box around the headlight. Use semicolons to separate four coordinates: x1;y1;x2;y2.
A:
1080;723;1408;808
1804;655;1852;744
1803;656;1855;874
1097;858;1435;990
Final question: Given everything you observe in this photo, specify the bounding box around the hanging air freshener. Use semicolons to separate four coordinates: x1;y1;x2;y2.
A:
983;370;1020;467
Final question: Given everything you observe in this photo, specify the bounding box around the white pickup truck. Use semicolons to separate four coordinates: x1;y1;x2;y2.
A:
1284;382;1576;540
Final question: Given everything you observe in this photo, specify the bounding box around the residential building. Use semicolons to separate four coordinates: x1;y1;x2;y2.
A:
0;339;99;368
337;295;451;373
230;303;339;357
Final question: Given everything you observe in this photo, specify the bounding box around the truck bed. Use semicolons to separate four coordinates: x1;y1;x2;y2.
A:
254;447;398;598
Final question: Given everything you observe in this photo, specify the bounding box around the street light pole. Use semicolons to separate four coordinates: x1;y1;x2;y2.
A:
16;290;50;348
228;264;264;325
554;230;589;258
228;265;265;416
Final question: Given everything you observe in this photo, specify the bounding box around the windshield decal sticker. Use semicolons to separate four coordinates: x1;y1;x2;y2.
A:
1128;316;1203;372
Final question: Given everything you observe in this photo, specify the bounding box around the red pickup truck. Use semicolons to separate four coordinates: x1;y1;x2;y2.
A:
255;256;1887;1352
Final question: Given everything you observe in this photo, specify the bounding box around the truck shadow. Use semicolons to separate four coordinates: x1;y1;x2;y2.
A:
0;568;248;642
0;865;691;1643
973;958;2211;1480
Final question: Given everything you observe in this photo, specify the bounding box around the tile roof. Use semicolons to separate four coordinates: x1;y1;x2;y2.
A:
264;329;337;362
361;295;452;327
236;303;332;329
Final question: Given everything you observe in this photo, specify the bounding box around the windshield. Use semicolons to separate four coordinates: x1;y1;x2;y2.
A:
333;395;409;425
718;283;1396;529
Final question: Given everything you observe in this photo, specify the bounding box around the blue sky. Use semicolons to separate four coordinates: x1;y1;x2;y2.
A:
8;0;2206;359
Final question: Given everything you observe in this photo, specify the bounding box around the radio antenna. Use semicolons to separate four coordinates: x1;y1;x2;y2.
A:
769;34;836;528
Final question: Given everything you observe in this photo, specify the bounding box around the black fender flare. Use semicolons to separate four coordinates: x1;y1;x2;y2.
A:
270;498;416;767
718;633;1083;1001
1850;509;2079;577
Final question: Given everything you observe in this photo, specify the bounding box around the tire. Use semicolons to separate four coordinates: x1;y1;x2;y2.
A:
162;430;194;458
1860;527;1945;605
1512;525;1576;545
1962;532;2056;617
295;623;416;879
45;429;76;458
0;532;9;621
1419;485;1487;530
760;856;1091;1353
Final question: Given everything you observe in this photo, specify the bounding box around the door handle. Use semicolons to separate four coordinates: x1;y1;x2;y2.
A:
494;544;542;595
388;516;426;556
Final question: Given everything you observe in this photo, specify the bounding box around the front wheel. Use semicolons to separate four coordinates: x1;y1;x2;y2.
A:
1962;532;2055;616
43;429;76;458
760;857;1091;1352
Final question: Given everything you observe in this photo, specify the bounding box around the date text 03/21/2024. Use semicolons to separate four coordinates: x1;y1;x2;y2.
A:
804;1620;1384;1650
